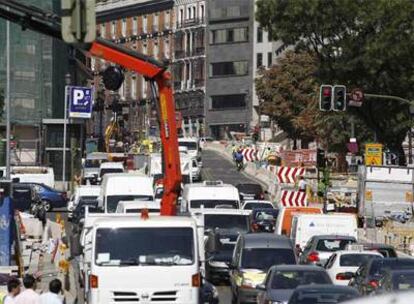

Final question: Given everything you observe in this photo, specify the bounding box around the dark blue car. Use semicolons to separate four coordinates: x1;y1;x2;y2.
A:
23;183;68;211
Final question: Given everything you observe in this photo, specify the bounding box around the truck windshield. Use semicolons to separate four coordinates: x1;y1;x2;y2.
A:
95;228;194;266
99;168;123;177
179;142;197;150
241;248;296;271
107;195;154;212
190;200;239;209
85;159;106;168
205;214;249;232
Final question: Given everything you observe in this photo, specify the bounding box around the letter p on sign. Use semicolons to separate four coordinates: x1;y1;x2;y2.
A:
73;89;85;105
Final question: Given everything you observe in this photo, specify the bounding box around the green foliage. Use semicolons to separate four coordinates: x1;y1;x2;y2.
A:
256;0;414;161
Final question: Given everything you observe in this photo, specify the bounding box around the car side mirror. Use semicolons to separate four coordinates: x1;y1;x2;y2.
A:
256;284;266;291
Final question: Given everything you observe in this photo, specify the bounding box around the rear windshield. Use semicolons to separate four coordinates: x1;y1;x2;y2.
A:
190;200;239;209
237;184;263;193
393;273;414;290
369;260;414;276
125;208;160;213
79;196;98;205
179;142;197;150
271;270;331;289
316;239;355;252
292;289;358;304
205;214;249;232
244;203;273;210
339;254;381;267
241;248;295;271
85;159;107;168
106;195;153;213
100;168;123;177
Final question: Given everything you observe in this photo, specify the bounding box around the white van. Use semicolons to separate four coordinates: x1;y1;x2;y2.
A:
116;200;160;215
98;162;124;179
290;213;358;249
182;180;240;213
81;214;201;304
178;137;201;163
98;173;154;213
67;185;101;219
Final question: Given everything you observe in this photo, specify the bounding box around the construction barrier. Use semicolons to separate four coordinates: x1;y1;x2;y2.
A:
280;190;308;207
241;148;259;162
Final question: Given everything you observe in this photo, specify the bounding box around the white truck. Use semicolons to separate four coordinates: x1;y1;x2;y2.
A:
357;166;414;225
0;166;55;188
181;180;240;213
79;212;202;304
150;152;193;184
290;213;358;249
178;137;202;165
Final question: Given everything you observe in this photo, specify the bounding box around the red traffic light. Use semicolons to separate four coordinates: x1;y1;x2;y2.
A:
323;87;332;97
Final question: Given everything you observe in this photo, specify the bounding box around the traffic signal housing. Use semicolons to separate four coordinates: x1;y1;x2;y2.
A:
319;85;333;111
333;85;346;111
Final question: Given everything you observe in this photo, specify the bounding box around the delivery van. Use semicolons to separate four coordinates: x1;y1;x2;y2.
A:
290;213;358;249
275;206;322;236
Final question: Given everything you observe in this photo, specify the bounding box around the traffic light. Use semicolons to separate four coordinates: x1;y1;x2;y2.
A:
317;148;326;168
319;85;333;111
61;0;96;44
333;85;346;111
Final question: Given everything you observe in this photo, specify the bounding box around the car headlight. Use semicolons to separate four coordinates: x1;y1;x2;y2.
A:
241;277;255;288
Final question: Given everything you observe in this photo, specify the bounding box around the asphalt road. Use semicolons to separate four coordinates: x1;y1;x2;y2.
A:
201;149;259;303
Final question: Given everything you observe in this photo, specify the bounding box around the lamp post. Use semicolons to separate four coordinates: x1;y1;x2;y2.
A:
62;73;71;190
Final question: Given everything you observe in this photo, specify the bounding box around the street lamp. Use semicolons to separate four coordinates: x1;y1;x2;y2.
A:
62;73;71;190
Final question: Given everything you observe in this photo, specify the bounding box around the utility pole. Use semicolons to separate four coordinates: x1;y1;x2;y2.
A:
5;14;11;179
62;73;71;191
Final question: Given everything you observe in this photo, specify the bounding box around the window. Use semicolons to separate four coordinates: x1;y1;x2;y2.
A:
267;52;272;67
210;27;248;44
90;57;96;71
154;42;159;58
143;15;147;33
200;4;205;20
100;24;106;38
154;13;159;31
187;7;191;19
257;27;263;43
257;53;263;68
132;17;138;35
192;6;196;19
111;21;116;38
131;76;137;99
142;43;147;54
121;19;126;37
210;61;248;78
164;39;170;59
142;78;147;98
179;8;184;25
211;94;246;110
165;11;170;29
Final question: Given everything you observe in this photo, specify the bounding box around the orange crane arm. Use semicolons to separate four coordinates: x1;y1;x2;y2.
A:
0;1;182;216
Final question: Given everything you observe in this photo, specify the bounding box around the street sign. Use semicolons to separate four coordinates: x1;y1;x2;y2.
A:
365;143;383;166
68;86;93;119
349;88;364;107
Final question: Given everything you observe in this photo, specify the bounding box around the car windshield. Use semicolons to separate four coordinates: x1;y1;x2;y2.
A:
244;203;273;210
393;273;414;290
369;259;414;276
241;248;295;271
100;168;123;177
107;195;153;213
205;214;249;232
292;289;358;304
85;159;106;168
253;209;278;220
78;196;98;205
271;270;331;289
95;228;194;266
237;184;263;194
125;208;160;213
190;200;239;209
339;254;381;267
316;239;355;252
179;142;197;150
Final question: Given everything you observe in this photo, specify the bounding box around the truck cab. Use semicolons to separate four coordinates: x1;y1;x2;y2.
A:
81;213;201;304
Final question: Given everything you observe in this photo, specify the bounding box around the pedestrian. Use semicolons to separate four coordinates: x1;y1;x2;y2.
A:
73;171;81;188
14;274;39;304
3;278;21;304
40;279;63;304
298;176;307;193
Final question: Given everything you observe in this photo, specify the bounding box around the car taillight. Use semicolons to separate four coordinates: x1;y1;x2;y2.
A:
251;223;259;231
259;193;264;199
368;279;379;289
192;273;201;287
307;251;320;263
336;273;348;280
89;274;98;288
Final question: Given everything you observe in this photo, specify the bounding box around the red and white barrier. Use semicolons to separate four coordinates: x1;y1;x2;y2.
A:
276;166;305;184
280;190;307;207
241;148;259;162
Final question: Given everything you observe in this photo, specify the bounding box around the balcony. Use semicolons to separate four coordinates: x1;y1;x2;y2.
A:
193;47;205;56
194;79;205;88
176;17;205;29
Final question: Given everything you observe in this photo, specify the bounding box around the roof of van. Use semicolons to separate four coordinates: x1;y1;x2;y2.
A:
76;185;101;196
100;162;124;169
93;215;196;228
185;183;238;200
178;137;198;142
242;233;292;249
117;200;160;209
101;173;154;196
192;209;250;216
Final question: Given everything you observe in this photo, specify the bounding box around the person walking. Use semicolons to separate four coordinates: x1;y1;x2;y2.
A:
14;275;39;304
40;279;63;304
298;176;307;193
3;278;21;304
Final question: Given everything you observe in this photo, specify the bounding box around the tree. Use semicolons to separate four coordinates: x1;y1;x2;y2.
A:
256;0;414;164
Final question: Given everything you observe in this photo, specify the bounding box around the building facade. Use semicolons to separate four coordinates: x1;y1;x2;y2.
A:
91;0;175;141
172;0;206;137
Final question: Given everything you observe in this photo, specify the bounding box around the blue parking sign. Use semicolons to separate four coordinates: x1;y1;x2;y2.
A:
68;86;93;118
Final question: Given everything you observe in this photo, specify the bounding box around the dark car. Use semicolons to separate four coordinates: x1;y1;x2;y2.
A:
12;183;40;211
72;199;101;226
349;258;414;295
377;269;414;294
199;280;219;304
250;208;279;233
256;265;332;304
204;211;250;284
236;183;265;201
26;183;67;211
360;243;398;258
287;285;359;304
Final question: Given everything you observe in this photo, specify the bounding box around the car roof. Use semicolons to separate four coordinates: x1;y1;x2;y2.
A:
361;243;395;249
389;269;414;276
312;235;357;240
370;258;414;266
242;233;292;249
333;250;383;256
269;265;326;272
